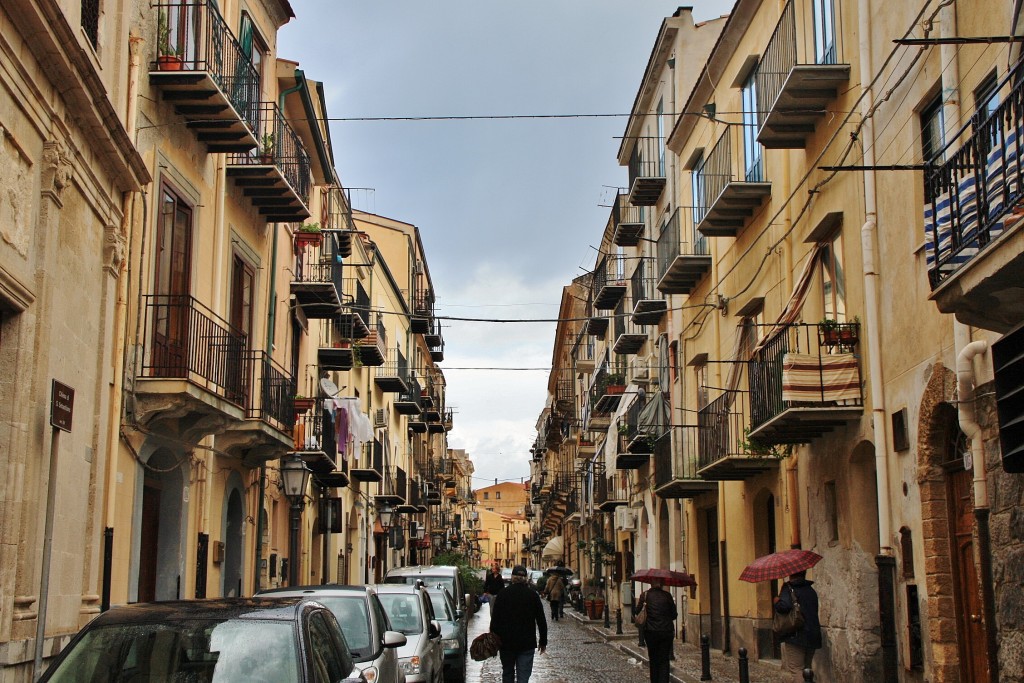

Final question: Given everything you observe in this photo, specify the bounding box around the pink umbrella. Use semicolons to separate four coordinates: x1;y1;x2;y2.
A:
739;549;822;583
630;568;697;588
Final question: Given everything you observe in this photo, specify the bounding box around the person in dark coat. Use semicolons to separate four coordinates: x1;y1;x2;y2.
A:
774;571;821;682
483;561;505;602
489;565;547;683
637;578;677;683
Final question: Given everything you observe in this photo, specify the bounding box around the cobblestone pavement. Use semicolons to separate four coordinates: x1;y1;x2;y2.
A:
465;601;792;683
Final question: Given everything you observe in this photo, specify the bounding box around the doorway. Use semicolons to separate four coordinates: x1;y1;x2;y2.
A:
706;507;723;649
151;185;193;376
947;464;989;682
224;487;244;597
137;448;185;601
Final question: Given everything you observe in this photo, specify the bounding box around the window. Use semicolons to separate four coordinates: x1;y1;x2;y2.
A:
742;72;763;182
495;491;501;500
239;13;269;93
822;232;846;322
230;255;255;344
695;361;708;410
656;98;665;176
975;72;1000;122
82;0;100;48
812;0;838;64
483;492;489;500
920;93;945;162
692;152;707;224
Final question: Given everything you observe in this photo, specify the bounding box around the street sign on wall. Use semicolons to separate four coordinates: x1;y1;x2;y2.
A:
50;380;74;432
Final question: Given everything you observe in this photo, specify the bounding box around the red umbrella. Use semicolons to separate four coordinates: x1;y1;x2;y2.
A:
630;568;697;588
739;549;822;583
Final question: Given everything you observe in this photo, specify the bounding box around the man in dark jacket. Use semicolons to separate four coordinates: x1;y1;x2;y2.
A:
637;578;677;683
483;561;506;602
774;571;821;683
489;565;547;683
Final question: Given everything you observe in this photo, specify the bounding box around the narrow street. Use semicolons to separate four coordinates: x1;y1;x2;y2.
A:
464;600;791;683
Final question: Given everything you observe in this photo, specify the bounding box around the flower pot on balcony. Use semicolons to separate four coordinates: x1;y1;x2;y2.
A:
295;231;323;249
157;54;183;71
293;397;315;414
606;385;625;396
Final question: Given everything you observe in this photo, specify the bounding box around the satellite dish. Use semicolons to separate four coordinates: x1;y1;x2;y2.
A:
320;377;341;397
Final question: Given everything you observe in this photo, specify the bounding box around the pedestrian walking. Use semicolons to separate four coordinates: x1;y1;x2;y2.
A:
542;569;565;621
489;564;547;683
483;561;505;602
774;570;821;683
636;578;676;683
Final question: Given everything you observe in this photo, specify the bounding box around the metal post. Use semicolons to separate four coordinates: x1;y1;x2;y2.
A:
738;647;749;683
700;634;712;681
803;668;815;681
616;606;623;634
289;499;302;586
604;598;611;629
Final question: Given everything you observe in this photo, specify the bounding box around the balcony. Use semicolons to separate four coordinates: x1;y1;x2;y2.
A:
317;322;353;372
422;393;442;423
226;102;311;222
695;125;771;237
697;390;782;480
427;319;445;362
657;207;711;295
290;405;336;475
408;417;428;433
573;333;596;373
218;351;295;460
412;286;435;334
593;254;628;310
577;434;597;457
425;485;442;505
614;397;662;469
314;458;349;489
442;408;454;432
134;295;247;441
747;322;863;443
589;365;627;416
594;475;626;513
611;191;646;247
613;298;646;355
584;314;609;338
355;314;387;367
350;439;384;483
149;1;259;152
627;136;666;206
925;74;1024;333
337;278;371;341
754;0;849;149
630;258;666;326
395;376;423;415
290;229;345;318
654;426;716;498
375;466;408;507
323;185;355;233
375;349;410;393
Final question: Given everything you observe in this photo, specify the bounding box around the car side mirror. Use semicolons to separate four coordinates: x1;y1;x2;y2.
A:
428;620;441;639
383;630;407;648
464;593;471;607
455;609;464;620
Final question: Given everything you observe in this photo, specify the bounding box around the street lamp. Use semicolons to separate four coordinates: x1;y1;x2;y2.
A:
281;457;312;587
377;503;395;531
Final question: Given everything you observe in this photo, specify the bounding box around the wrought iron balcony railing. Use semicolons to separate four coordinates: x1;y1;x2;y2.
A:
141;294;248;404
245;350;295;431
611;190;646;246
627;136;666;206
656;207;711;295
592;254;628;310
693;124;770;237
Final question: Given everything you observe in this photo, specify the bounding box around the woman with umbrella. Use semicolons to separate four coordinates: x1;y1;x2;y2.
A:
632;569;693;683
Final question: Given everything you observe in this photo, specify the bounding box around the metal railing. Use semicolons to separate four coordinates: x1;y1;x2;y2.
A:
228;102;311;207
141;294;248;404
654;429;702;489
697;390;752;471
572;333;595;368
322;185;354;231
294;230;344;289
628;136;665;186
656;207;709;281
593;254;627;296
630;258;657;304
293;405;331;455
925;69;1024;287
747;322;863;431
245;350;294;431
414;284;435;317
693;125;763;214
613;190;645;228
755;0;844;127
379;348;409;380
153;1;260;132
354;439;384;472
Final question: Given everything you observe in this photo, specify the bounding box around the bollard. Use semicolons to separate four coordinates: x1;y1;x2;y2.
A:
738;647;749;683
803;668;815;681
616;607;623;635
700;634;712;681
604;600;611;629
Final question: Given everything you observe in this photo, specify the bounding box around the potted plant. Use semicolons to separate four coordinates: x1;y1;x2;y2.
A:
156;12;183;70
293;394;315;414
818;317;841;346
294;222;323;249
258;133;276;163
839;315;860;344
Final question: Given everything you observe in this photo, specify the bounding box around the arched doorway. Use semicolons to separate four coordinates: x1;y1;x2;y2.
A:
918;381;990;683
137;447;186;602
658;499;671;570
223;479;244;597
752;489;780;658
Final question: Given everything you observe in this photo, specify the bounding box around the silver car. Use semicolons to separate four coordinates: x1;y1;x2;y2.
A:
256;585;406;683
374;584;444;683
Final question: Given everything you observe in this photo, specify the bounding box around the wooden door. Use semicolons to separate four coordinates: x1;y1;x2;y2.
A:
139;484;161;602
152;187;192;376
706;508;723;649
947;467;989;682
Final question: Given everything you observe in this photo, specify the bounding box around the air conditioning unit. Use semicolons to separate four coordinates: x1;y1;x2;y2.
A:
615;507;637;532
632;355;654;384
373;409;387;427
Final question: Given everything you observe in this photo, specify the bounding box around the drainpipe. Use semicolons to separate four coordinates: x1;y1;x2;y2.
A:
957;341;999;682
857;0;899;679
786;454;800;548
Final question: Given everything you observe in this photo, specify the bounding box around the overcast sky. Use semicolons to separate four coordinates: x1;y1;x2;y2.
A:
279;1;732;489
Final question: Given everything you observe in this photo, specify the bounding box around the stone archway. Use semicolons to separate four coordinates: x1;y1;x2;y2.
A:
222;472;245;597
915;363;965;683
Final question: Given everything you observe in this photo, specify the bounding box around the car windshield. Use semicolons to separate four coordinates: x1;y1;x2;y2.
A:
376;594;423;635
43;619;298;682
389;575;456;601
314;596;374;661
426;591;453;621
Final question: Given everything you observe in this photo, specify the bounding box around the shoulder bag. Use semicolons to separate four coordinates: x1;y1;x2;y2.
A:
634;591;648;626
772;584;804;638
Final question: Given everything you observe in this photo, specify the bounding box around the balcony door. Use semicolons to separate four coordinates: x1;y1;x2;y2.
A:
812;0;837;65
152;185;193;377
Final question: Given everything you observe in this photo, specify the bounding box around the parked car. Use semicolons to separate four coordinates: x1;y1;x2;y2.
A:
38;598;364;683
500;567;512;586
425;586;467;683
384;565;470;616
257;584;407;683
374;583;444;683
